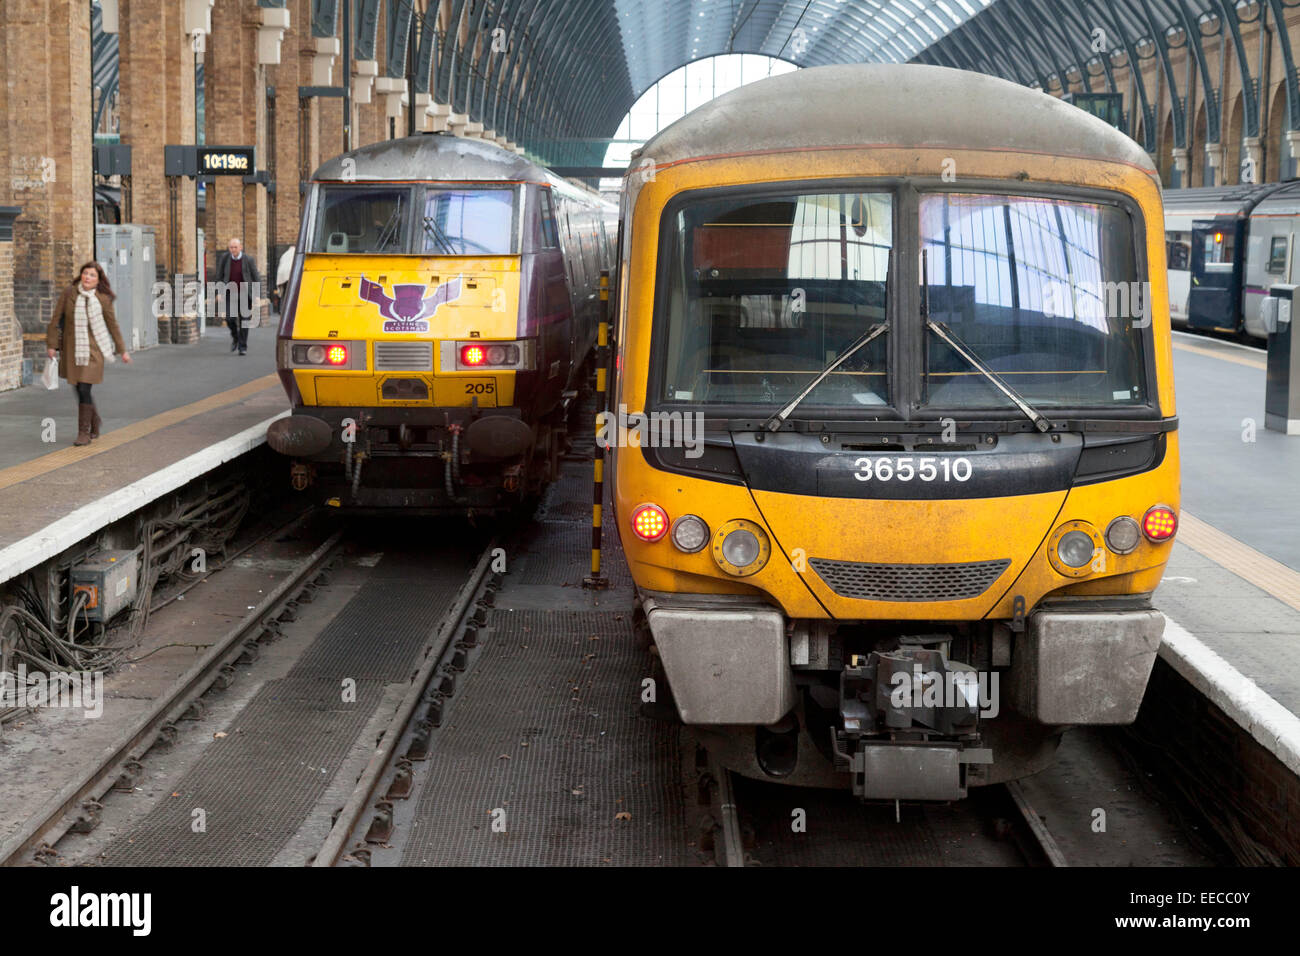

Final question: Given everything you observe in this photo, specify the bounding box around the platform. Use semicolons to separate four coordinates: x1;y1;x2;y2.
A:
0;333;287;585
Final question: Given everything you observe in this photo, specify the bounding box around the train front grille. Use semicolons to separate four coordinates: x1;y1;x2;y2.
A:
374;341;434;371
808;558;1012;602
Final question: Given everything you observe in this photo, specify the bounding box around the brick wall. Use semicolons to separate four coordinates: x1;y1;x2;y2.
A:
1133;658;1300;866
0;223;19;391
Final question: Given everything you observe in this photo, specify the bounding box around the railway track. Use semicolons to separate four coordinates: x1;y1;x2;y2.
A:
1;511;499;868
705;756;1067;867
0;524;345;866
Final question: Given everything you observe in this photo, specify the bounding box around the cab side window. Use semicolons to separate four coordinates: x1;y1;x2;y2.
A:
538;189;561;249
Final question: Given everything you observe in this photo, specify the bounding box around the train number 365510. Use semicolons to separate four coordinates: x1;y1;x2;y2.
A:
852;456;972;482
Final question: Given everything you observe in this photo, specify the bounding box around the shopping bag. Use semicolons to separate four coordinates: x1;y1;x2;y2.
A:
41;356;59;390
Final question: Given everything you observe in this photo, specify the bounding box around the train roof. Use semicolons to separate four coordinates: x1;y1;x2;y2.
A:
632;64;1154;175
1246;180;1300;215
1161;181;1291;216
311;133;551;185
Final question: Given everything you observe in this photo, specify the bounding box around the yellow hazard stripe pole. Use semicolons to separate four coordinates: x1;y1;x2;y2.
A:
584;270;612;590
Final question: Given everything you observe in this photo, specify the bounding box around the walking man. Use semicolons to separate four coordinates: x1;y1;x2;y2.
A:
216;237;261;355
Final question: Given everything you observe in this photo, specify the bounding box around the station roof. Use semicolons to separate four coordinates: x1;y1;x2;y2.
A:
89;2;1243;166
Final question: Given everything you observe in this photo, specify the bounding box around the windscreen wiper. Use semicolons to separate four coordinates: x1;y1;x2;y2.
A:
762;321;889;432
422;215;455;255
925;319;1053;432
920;248;1052;433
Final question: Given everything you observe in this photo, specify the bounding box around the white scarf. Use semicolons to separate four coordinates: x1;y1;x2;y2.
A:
74;288;116;367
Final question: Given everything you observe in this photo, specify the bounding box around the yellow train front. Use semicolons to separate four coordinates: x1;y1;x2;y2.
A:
268;134;614;512
612;64;1181;800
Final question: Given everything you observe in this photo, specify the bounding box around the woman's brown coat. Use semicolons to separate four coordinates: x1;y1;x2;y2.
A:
45;285;126;385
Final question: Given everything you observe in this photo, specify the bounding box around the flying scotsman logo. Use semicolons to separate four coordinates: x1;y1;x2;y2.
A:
358;275;463;333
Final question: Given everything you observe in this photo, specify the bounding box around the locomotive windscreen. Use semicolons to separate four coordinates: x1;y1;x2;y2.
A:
919;192;1148;409
659;190;893;408
309;184;519;255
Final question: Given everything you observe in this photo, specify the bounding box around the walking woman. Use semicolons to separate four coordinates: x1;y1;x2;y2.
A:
45;262;132;446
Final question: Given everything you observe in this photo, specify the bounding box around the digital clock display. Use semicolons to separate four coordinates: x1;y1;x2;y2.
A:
197;147;254;175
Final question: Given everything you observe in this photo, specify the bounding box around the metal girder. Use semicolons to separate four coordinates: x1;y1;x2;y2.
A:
312;0;339;38
411;3;439;94
1265;0;1300;134
1215;0;1260;139
985;2;1055;88
1093;0;1156;151
451;0;490;115
385;0;414;78
1020;0;1094;93
1174;0;1220;142
435;0;468;104
354;0;381;62
1125;0;1187;149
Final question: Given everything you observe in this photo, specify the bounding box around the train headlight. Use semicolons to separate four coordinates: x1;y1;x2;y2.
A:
454;341;529;370
306;345;326;364
1142;505;1178;542
631;503;668;542
712;519;771;577
1105;516;1141;554
1057;532;1095;568
670;515;709;553
1047;520;1103;578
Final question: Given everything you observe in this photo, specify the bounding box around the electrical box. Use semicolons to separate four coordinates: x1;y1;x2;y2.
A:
70;551;138;622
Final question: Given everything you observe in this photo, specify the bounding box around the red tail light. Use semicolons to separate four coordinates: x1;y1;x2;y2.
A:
631;503;668;542
1142;505;1178;542
460;345;486;366
326;345;348;365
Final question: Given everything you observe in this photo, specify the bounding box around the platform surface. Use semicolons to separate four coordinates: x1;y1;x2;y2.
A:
0;334;287;565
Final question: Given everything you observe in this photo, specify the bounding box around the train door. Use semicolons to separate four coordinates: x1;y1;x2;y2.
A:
1247;228;1294;338
1187;218;1245;333
536;187;572;393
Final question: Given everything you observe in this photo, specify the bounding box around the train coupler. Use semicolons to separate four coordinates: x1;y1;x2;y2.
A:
834;648;993;801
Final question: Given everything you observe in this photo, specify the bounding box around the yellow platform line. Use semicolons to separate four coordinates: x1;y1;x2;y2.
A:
0;374;281;492
1172;340;1267;370
1178;511;1300;614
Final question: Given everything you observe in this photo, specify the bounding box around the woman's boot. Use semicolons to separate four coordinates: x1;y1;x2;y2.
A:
74;404;93;446
89;402;101;440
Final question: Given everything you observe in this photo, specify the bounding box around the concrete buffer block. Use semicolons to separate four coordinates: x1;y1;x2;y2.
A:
257;7;291;66
352;60;379;105
312;37;341;86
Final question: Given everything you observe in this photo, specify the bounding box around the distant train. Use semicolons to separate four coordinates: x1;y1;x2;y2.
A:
267;133;617;512
612;64;1179;800
1164;180;1300;339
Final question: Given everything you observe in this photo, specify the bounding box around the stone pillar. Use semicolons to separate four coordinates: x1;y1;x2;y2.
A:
206;0;268;330
0;208;22;391
1284;131;1300;183
0;0;94;372
270;3;306;251
119;0;199;344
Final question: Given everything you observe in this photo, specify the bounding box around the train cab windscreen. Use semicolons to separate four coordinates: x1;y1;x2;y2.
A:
919;192;1148;409
657;190;892;407
309;185;519;255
